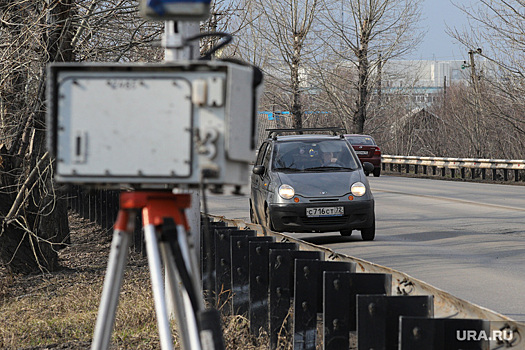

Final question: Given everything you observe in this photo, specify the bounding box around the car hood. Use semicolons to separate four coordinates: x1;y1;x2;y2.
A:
276;171;364;197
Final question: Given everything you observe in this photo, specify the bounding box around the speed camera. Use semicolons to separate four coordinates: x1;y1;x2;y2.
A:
46;61;263;188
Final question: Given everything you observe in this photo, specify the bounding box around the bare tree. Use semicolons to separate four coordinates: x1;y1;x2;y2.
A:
448;0;525;158
233;0;321;129
0;1;162;273
314;0;423;133
0;0;75;273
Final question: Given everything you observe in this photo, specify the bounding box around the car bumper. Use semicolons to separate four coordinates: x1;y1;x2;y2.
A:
268;199;374;233
358;157;381;168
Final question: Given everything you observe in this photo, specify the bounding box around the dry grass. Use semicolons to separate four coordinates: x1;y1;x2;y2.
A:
0;213;267;350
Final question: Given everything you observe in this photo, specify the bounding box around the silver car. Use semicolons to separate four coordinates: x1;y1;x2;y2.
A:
250;128;375;240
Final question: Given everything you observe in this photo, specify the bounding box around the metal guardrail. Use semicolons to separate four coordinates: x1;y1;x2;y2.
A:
381;155;525;182
211;215;525;349
68;186;525;348
67;186;145;253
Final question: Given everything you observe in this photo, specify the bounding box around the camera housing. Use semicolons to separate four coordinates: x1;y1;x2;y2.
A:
47;61;262;188
140;0;211;21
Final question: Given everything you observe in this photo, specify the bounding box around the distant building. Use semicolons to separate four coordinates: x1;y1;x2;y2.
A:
379;59;495;107
264;58;494;108
382;60;469;88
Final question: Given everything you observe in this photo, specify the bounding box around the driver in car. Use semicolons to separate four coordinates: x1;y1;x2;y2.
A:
321;151;337;166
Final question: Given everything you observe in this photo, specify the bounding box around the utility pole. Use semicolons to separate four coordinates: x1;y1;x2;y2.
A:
467;48;482;92
465;48;484;157
377;53;382;109
443;75;447;109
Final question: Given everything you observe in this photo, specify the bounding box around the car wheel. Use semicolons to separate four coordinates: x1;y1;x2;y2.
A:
364;170;370;176
373;168;381;177
360;221;375;241
265;205;274;231
340;229;353;237
249;201;257;224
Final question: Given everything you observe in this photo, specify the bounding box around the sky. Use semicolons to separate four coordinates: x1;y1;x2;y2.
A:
411;0;471;61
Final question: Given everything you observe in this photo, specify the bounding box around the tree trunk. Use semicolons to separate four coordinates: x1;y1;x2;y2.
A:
0;0;74;274
354;47;369;134
291;33;303;130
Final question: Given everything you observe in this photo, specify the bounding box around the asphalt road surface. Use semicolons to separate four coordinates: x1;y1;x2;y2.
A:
204;176;525;319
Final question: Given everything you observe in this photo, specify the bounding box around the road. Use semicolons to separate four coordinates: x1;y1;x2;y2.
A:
204;176;525;319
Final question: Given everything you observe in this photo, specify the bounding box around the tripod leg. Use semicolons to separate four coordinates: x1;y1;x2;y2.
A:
161;242;202;350
172;223;204;309
91;229;131;350
144;223;174;350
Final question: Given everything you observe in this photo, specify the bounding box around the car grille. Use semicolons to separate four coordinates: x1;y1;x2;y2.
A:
301;216;348;226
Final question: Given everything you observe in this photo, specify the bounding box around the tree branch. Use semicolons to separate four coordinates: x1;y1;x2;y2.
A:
4;151;49;224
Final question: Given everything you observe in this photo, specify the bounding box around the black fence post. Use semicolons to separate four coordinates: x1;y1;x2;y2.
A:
215;228;256;315
99;190;108;230
269;250;323;349
323;272;392;350
357;295;434;350
111;190;120;229
399;317;490;349
293;260;356;350
231;235;274;316
81;187;89;219
201;221;228;304
89;190;97;222
249;241;298;337
133;211;143;254
70;185;78;212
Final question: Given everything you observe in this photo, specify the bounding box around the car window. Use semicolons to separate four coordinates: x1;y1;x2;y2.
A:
255;143;269;166
272;139;358;171
262;143;272;169
346;136;376;145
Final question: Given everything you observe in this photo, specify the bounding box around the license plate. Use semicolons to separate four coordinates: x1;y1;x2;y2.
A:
306;207;344;217
355;151;368;155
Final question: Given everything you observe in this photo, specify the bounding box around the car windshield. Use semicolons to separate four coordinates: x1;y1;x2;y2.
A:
272;139;359;172
346;136;376;145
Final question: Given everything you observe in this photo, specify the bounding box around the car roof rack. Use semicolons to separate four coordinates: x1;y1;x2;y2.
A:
266;127;347;140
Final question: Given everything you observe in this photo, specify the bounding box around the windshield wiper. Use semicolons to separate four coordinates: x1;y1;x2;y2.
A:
273;167;301;172
304;166;356;171
304;166;335;171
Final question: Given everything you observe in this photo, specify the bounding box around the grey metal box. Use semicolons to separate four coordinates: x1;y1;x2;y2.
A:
47;61;262;187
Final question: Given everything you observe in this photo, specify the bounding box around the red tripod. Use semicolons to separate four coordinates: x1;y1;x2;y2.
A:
91;191;204;350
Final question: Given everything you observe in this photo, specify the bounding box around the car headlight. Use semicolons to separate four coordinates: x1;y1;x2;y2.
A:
278;184;295;199
351;182;367;196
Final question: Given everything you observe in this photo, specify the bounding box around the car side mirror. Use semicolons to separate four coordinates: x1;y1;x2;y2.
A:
253;165;265;175
362;162;374;173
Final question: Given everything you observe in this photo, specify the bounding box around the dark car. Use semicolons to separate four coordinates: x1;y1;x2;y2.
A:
345;134;381;177
250;128;376;240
